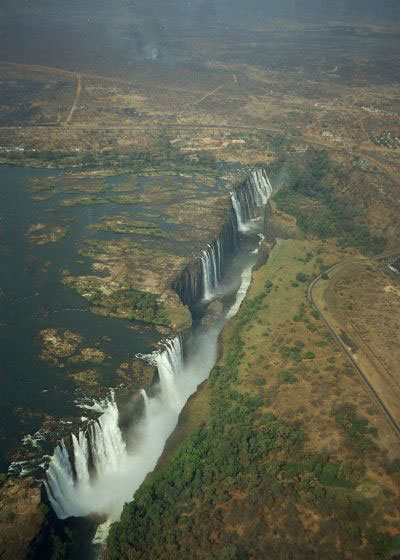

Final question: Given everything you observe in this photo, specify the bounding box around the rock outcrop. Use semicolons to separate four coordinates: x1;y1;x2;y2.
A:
0;478;46;560
263;201;303;242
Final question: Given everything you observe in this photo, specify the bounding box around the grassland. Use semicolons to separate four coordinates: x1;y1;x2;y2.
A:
107;234;400;560
1;15;400;560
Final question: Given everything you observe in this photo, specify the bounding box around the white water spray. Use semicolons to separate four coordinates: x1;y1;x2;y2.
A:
201;241;223;301
45;393;128;519
44;167;274;540
201;168;273;300
153;336;185;411
230;168;273;233
45;334;215;522
226;236;265;320
231;190;248;232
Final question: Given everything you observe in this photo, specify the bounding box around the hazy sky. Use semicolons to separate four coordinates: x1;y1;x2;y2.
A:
2;0;400;23
0;0;398;78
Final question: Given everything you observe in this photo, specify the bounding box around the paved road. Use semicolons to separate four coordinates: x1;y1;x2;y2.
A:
308;250;400;439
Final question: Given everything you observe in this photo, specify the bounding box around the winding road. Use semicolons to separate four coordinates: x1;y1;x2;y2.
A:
308;250;400;439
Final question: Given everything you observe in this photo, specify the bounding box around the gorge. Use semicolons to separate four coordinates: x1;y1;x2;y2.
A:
43;168;274;547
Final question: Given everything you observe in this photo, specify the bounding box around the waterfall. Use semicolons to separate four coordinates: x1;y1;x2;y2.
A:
140;388;149;408
45;392;128;519
43;167;274;534
201;241;222;301
249;168;273;206
200;168;272;301
71;432;89;485
231;190;247;232
226;236;265;319
154;336;184;411
45;337;186;520
231;168;273;229
88;401;126;477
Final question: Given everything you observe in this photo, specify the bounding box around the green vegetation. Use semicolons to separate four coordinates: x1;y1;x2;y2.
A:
107;282;397;560
126;289;171;325
333;403;379;455
58;194;140;207
278;370;298;384
386;458;400;474
370;131;400;149
296;271;309;283
273;148;386;253
58;195;108;207
49;535;68;560
90;218;167;238
77;239;110;259
107;194;141;205
94;286;171;326
27;525;77;560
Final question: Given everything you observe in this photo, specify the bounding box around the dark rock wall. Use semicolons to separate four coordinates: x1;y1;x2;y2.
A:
171;210;239;309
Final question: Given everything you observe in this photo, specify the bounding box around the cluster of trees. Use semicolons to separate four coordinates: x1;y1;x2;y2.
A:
106;285;398;559
274;148;387;254
333;403;379;456
120;288;170;326
3;147;160;170
91;285;170;326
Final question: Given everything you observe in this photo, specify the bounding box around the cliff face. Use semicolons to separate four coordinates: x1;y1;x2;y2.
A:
253;239;273;271
105;221;400;560
170;258;204;310
263;201;303;242
0;478;46;560
171;209;239;311
391;257;400;273
171;168;274;314
2;168;272;560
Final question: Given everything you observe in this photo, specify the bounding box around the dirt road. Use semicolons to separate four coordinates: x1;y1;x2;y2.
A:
65;74;82;125
308;250;400;438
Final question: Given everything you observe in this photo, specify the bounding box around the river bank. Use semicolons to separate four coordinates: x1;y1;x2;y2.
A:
105;203;400;559
0;165;274;559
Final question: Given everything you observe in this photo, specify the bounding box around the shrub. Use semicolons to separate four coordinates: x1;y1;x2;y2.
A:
385;458;400;474
273;149;387;254
333;403;379;455
279;370;299;384
296;272;308;283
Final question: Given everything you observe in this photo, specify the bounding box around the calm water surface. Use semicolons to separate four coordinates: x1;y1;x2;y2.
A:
0;165;160;473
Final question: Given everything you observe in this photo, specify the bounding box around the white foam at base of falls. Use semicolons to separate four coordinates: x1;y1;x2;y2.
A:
202;168;272;302
226;235;264;319
45;335;216;523
45;393;128;519
44;166;274;543
45;244;261;522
